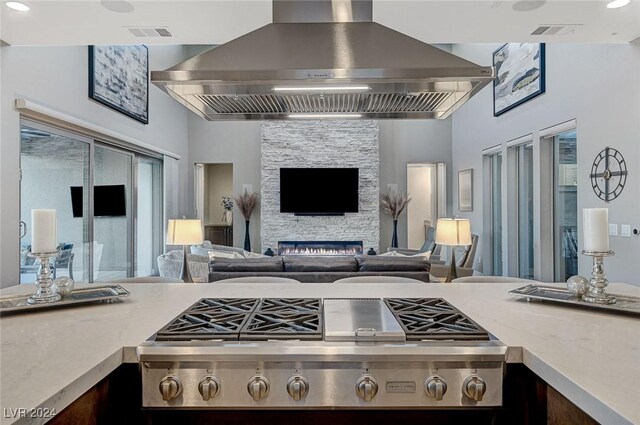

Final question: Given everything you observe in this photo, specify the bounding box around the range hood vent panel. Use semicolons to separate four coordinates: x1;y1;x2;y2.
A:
152;3;494;120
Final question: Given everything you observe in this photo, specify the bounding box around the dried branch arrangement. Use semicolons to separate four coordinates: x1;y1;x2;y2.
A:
234;190;259;220
380;189;412;220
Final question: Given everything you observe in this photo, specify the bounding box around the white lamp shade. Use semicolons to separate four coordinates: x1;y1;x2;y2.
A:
166;219;203;245
435;218;472;246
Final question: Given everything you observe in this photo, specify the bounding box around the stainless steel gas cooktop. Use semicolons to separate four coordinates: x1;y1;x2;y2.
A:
138;298;506;409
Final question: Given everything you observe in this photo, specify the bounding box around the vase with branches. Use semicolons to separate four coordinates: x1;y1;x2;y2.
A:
380;189;412;248
234;190;259;251
221;196;233;225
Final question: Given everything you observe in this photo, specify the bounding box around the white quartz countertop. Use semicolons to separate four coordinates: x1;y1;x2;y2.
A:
1;281;639;425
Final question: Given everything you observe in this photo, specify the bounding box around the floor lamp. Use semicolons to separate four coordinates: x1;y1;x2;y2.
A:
166;219;203;283
435;218;471;283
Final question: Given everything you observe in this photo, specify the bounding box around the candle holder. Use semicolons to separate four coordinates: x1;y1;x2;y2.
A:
581;250;616;305
27;250;62;305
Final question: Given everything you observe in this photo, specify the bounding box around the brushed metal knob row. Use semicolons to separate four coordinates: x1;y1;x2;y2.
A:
159;373;487;403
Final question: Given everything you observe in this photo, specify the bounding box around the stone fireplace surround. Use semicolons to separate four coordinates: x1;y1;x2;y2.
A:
260;121;380;253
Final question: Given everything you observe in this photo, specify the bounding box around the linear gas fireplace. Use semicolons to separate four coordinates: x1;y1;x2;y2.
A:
278;241;363;256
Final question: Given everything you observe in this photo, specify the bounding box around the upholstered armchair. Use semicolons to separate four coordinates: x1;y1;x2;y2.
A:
429;234;479;279
157;250;209;282
388;224;442;259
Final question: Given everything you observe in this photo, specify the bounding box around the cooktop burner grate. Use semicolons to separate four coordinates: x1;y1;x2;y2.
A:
241;298;322;340
240;311;323;340
257;298;321;313
155;298;322;341
384;298;490;341
155;298;260;341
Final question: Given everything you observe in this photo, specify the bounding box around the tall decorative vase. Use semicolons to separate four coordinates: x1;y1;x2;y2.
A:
391;219;399;248
222;210;233;225
244;220;251;252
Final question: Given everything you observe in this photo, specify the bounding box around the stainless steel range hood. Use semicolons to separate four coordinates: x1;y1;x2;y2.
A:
152;0;495;120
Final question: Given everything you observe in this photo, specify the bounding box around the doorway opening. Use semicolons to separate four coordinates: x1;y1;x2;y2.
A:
195;163;234;246
406;163;447;250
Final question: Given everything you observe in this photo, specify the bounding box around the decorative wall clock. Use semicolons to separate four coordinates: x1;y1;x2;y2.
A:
589;147;627;202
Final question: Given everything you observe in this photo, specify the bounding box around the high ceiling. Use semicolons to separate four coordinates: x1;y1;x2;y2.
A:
1;0;639;46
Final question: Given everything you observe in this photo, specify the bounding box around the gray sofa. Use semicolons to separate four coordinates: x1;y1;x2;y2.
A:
208;255;431;283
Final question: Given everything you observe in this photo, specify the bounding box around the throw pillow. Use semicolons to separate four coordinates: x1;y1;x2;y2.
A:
209;257;285;272
356;255;430;272
243;250;268;258
207;250;244;260
410;251;431;259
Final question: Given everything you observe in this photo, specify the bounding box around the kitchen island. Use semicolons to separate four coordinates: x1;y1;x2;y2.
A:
1;281;638;425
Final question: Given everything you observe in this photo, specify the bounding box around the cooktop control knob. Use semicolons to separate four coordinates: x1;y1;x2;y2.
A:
355;375;378;402
159;376;182;401
463;376;486;402
424;375;447;401
198;375;220;401
286;375;309;401
247;376;270;401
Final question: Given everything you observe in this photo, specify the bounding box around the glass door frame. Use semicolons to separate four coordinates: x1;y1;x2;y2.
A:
482;149;503;276
93;142;136;279
507;142;536;279
135;155;164;277
19;119;96;282
551;130;578;282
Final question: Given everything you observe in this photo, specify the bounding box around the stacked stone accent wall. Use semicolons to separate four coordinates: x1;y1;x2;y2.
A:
260;120;380;252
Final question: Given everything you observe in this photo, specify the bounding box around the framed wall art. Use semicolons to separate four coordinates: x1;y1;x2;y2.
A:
89;45;149;124
458;169;473;212
493;43;545;116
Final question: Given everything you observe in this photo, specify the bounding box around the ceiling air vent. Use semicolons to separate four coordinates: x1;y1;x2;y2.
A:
531;24;581;36
126;27;172;38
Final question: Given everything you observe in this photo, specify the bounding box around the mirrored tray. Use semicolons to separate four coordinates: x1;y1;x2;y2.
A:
509;284;640;316
0;284;130;315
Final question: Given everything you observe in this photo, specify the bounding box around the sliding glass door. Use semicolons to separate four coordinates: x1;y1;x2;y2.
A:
93;145;134;281
553;130;578;282
136;156;163;276
20;123;91;283
484;152;503;276
516;144;534;279
19;120;165;283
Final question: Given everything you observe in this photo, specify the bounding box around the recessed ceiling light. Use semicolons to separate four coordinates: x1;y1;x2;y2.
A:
5;1;30;11
512;0;546;12
100;0;134;13
606;0;630;8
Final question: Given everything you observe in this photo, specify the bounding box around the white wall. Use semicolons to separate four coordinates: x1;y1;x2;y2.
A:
451;43;640;285
187;119;263;249
0;45;191;287
379;120;453;250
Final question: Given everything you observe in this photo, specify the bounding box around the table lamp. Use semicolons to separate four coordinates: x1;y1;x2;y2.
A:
166;219;203;283
435;218;472;283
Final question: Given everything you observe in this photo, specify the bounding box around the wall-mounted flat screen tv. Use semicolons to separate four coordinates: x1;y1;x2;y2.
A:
70;185;126;217
280;168;359;215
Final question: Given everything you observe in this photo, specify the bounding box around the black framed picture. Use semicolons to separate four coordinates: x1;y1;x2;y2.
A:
89;45;149;124
493;43;545;117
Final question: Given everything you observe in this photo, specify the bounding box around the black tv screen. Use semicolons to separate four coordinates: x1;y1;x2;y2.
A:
70;185;126;217
280;168;359;215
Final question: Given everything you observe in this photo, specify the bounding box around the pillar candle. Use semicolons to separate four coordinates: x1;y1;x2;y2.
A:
31;209;57;253
583;208;609;252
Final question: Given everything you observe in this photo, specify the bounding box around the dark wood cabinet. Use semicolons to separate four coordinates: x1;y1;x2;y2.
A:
204;225;233;247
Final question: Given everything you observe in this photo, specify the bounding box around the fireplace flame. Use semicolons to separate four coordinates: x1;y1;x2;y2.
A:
279;247;361;256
